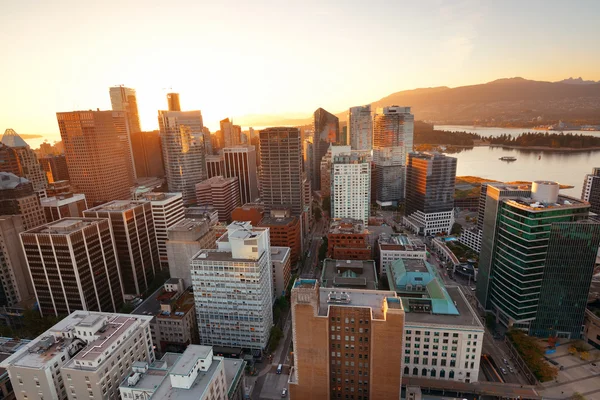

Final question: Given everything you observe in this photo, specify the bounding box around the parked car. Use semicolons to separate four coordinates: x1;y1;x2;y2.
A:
503;358;508;365
509;367;514;373
282;388;288;397
501;367;507;375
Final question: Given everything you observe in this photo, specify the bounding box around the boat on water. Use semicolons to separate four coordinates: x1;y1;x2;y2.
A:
499;156;517;161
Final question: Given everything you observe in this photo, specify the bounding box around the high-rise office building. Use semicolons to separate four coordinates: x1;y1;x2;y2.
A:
20;218;125;316
191;222;273;353
109;86;142;133
331;147;371;226
271;247;291;300
166;218;216;288
289;279;404;399
259;127;304;217
319;145;333;198
477;181;600;338
129;130;166;178
84;200;159;295
158;94;207;204
167;92;181;111
41;192;87;222
312;108;339;190
0;143;22;176
223;146;259;205
372;106;414;205
0;173;46;230
205;154;225;178
0;311;154;400
582;167;600;215
403;152;457;236
1;129;47;195
196;176;241;223
0;216;33;306
39;154;70;183
348;105;372;151
135;192;185;267
56;110;134;205
220;118;240;147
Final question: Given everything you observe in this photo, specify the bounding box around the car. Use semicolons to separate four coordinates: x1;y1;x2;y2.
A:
276;364;283;374
281;388;288;397
501;367;507;375
471;287;476;291
503;358;508;365
509;367;514;373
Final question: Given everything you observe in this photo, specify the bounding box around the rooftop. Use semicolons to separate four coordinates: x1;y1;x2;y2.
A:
259;215;297;226
270;247;291;262
23;218;104;235
69;316;138;364
329;218;367;235
0;172;30;190
192;249;255;263
138;192;181;203
132;285;194;319
1;129;28;148
41;193;86;206
168;218;210;232
321;259;378;290
170;346;212;376
378;233;426;251
318;287;400;320
504;194;588;212
85;199;148;213
196;176;237;187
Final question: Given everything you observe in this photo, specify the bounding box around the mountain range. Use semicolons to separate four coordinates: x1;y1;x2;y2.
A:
235;77;600;127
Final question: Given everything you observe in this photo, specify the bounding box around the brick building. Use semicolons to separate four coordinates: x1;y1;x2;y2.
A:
231;203;266;226
258;208;301;268
289;279;404;400
327;218;371;260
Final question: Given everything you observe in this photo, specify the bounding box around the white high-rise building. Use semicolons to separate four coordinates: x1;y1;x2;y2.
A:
330;146;371;226
134;192;185;267
158;96;206;204
191;221;273;353
348;104;372;151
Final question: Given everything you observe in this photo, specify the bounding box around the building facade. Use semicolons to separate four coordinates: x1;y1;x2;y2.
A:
196;176;241;223
312;108;340;191
289;280;404;400
271;246;291;300
0;173;46;230
223;146;259;205
56;110;134;205
258;208;301;267
0;311;154;400
206;154;225;178
158;99;207;204
191;222;273;353
84;200;159;296
109;86;140;180
348;105;372;151
331;148;371;226
1;129;47;195
136;192;185;267
0;216;33;306
327;218;372;261
166;218;216;288
259;128;305;217
403;152;457;236
377;233;427;276
41;193;87;222
582;167;600;215
372;106;414;206
477;181;600;337
39;155;70;183
21;218;125;316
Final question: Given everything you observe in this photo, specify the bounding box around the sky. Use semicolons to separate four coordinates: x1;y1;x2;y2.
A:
1;0;599;136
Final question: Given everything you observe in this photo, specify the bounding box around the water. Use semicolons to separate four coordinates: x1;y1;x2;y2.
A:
435;125;600;138
444;145;599;197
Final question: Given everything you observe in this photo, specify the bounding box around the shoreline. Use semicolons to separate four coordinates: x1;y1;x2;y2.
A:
488;144;600;152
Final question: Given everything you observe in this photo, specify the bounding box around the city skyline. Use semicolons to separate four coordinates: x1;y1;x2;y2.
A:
2;1;600;135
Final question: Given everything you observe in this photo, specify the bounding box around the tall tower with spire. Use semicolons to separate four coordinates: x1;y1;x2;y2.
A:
1;129;47;196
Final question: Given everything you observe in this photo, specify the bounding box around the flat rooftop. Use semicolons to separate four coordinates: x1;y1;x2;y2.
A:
321;259;378;290
192;249;256;263
168;218;210;232
152;357;222;400
504;194;588;212
329;218;367;234
318;287;399;319
270;247;290;262
259;215;297;226
403;258;429;273
85;199;147;212
40;193;86;206
223;358;245;397
403;286;483;329
70;316;138;363
378;233;426;251
170;345;212;376
132;287;194;319
23;218;103;235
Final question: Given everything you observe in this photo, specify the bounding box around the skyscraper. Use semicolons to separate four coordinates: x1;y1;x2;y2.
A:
289;279;404;399
109;86;142;133
223;146;259;205
1;129;47;195
56;110;134;205
195;176;240;222
477;181;600;338
404;152;457;236
158;94;207;204
0;173;46;230
0;143;22;177
312;108;339;190
191;222;273;353
259;127;304;216
331;147;371;226
20;218;125;316
84;200;159;295
582;167;600;215
41;192;88;222
372;106;414;205
220;118;240;147
205;154;225;178
348;104;372;151
0;215;33;306
39;154;70;183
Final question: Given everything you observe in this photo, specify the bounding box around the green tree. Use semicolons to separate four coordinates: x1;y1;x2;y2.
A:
318;237;328;262
322;196;331;215
451;222;462;235
268;326;284;352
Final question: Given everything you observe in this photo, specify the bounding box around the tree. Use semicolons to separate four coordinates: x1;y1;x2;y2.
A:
322;196;331;216
318;237;328;262
268;326;284;352
451;222;462;235
314;207;322;222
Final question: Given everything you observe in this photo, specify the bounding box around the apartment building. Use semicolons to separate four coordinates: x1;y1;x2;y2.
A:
196;176;241;223
327;218;371;261
0;311;154;400
331;148;371;226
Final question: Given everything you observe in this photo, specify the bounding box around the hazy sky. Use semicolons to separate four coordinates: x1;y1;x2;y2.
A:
1;0;599;134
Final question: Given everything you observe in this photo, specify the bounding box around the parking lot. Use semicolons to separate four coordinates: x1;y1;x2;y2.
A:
540;342;600;399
